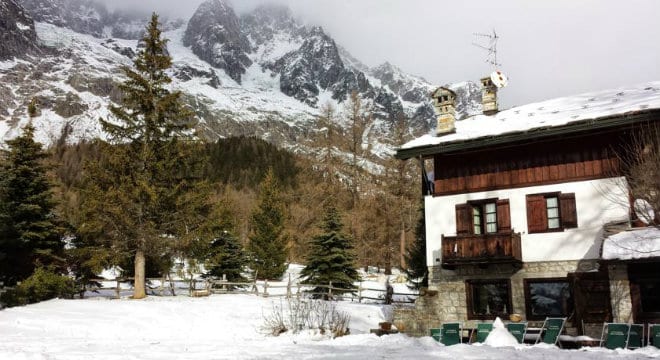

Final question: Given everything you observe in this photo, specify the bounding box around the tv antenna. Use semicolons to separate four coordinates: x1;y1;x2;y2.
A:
472;29;501;68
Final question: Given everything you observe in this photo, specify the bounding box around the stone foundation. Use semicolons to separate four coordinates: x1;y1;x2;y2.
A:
607;263;633;323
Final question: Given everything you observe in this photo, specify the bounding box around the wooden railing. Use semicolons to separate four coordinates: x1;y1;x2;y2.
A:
441;231;522;266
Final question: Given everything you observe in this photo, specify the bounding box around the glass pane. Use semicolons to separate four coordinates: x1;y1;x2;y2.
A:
485;203;496;213
528;281;572;317
548;218;560;229
546;197;558;208
547;208;559;218
473;224;482;235
486;223;497;233
471;282;510;316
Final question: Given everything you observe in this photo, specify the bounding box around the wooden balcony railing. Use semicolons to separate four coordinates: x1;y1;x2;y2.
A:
441;231;522;267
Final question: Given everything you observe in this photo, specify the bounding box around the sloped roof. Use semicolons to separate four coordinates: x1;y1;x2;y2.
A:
397;81;660;158
602;227;660;261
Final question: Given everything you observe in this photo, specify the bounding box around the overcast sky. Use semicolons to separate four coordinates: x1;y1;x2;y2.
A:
101;0;660;108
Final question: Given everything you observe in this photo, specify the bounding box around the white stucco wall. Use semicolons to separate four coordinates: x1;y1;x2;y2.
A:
424;177;630;266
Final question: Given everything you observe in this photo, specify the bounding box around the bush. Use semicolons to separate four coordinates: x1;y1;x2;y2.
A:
262;297;351;338
0;267;76;307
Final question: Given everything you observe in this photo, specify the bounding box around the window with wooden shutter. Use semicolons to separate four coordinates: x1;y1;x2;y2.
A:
455;203;470;235
526;195;548;233
560;193;578;228
496;199;511;232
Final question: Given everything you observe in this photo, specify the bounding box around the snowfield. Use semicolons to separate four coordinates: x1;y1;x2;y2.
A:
1;294;659;359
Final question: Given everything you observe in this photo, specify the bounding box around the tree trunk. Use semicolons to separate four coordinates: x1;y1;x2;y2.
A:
133;249;147;299
400;227;406;269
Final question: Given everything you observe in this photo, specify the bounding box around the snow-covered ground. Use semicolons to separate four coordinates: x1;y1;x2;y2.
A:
1;294;659;359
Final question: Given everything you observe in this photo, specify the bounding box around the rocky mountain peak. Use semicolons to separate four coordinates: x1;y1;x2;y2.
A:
240;3;304;48
183;0;252;84
18;0;107;37
0;0;41;60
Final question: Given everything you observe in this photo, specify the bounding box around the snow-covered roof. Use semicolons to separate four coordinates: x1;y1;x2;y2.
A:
602;227;660;260
401;81;660;151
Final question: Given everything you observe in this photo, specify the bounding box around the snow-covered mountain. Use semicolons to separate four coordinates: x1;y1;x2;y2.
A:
0;0;482;167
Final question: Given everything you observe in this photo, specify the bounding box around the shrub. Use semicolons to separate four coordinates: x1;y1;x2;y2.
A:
262;297;351;338
0;267;76;307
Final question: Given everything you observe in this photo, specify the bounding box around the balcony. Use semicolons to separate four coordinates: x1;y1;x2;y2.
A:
441;231;522;268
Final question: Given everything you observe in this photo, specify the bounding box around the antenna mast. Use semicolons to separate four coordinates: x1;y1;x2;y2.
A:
472;29;501;68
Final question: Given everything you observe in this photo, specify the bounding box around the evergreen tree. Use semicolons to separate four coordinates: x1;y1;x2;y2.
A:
205;231;248;283
300;205;359;298
247;168;288;280
0;124;63;285
404;202;428;289
78;13;198;299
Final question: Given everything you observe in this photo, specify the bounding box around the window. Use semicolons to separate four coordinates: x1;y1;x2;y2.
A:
524;278;574;320
526;192;577;233
456;199;510;236
466;279;512;320
629;263;660;323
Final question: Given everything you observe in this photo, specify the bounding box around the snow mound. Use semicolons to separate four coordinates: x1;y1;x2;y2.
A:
484;317;520;348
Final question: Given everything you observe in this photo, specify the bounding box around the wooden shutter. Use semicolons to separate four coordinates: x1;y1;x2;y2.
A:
455;203;470;235
560;193;578;228
496;199;511;232
526;195;547;233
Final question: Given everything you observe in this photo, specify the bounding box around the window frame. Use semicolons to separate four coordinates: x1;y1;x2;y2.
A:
465;279;513;320
526;192;577;233
468;199;498;235
523;277;574;321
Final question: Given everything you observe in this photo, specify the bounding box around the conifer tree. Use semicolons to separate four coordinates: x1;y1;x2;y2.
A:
247;168;288;280
0;124;63;285
205;230;248;284
300;204;359;298
78;13;198;299
404;203;428;289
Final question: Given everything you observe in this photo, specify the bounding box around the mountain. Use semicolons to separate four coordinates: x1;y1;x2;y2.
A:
0;0;482;172
0;0;41;60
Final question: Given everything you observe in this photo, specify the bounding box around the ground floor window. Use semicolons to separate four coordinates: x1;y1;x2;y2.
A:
629;263;660;323
524;278;573;320
466;279;512;320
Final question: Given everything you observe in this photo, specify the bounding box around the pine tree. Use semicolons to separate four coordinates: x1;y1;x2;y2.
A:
78;13;198;299
247;168;288;280
205;231;248;284
0;124;63;285
404;202;428;290
300;204;359;298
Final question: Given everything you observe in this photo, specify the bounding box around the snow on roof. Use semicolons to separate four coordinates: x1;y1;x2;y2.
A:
401;81;660;150
602;227;660;260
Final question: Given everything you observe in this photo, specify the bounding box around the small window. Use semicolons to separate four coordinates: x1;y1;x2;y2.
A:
473;206;482;235
526;192;577;233
466;279;512;320
485;203;497;233
456;199;510;236
524;278;573;320
546;197;560;229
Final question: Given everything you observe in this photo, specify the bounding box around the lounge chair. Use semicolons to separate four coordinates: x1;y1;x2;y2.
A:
599;323;630;350
430;328;441;342
431;323;461;345
473;322;493;343
627;324;644;349
649;324;660;349
506;322;527;344
535;317;566;347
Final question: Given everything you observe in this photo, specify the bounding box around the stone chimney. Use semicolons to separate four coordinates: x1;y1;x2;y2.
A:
481;76;498;115
431;87;457;135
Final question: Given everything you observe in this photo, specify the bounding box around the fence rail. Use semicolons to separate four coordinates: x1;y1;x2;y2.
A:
80;275;418;305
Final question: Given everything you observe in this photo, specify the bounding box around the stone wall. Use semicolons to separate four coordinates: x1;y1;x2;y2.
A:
394;260;593;336
607;263;633;323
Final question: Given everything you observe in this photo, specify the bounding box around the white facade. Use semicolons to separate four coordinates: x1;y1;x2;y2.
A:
424;177;630;266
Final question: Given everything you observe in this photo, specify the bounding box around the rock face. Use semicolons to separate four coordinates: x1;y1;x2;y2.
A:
183;0;252;84
0;0;41;60
18;0;106;37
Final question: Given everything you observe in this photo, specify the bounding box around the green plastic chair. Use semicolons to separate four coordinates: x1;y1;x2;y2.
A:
473;323;493;343
430;328;441;342
627;324;644;349
440;323;462;346
535;317;566;347
506;322;527;344
649;324;660;349
600;323;630;350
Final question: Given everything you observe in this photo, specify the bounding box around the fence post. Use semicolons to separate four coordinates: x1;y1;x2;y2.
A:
286;274;292;299
222;274;227;291
358;282;363;303
115;279;121;299
159;276;165;296
264;280;269;297
297;282;301;299
328;281;333;299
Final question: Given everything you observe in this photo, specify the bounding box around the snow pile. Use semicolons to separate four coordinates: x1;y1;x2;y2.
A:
602;227;660;260
484;317;520;348
401;81;660;150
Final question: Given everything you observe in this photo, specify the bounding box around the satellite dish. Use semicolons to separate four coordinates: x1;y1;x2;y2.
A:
490;70;508;88
634;199;655;225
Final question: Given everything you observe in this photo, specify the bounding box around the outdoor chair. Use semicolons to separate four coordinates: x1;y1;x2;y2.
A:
473;322;493;343
649;324;660;349
535;317;567;347
506;322;527;344
599;323;630;350
627;324;644;349
430;323;462;345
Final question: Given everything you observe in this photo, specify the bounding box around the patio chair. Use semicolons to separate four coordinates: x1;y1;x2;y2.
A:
430;328;441;342
506;322;527;344
432;323;461;345
649;324;660;349
535;317;567;347
627;324;644;349
599;323;630;350
473;322;493;343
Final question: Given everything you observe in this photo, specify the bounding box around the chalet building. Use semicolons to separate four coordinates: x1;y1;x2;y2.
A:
394;78;660;337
